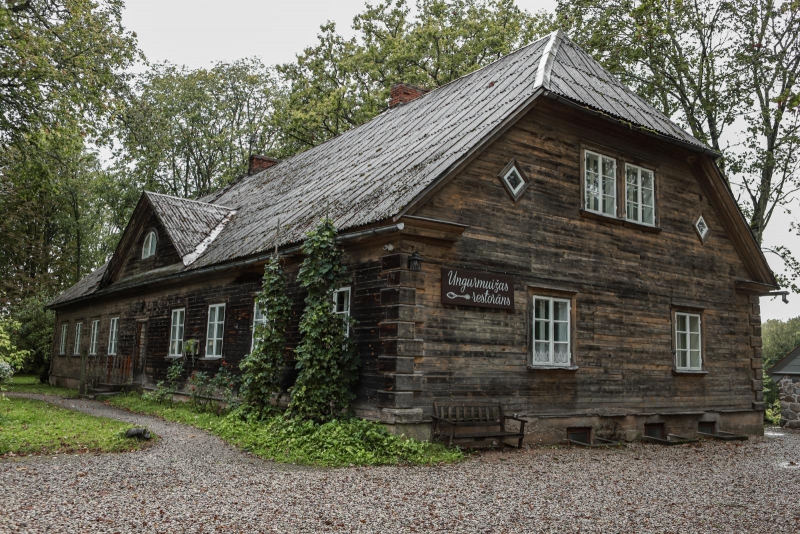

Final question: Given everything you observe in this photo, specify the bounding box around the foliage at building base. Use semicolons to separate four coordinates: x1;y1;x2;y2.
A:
239;255;292;418
289;219;358;423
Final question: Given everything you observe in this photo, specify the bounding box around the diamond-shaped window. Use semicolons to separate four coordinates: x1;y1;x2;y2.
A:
695;215;709;242
498;159;529;202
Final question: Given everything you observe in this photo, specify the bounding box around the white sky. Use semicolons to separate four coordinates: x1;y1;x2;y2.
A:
121;0;798;322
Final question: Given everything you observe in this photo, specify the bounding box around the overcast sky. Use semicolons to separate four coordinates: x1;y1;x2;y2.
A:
121;0;798;321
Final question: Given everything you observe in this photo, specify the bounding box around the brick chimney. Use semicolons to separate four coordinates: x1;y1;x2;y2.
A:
389;83;429;108
248;154;280;175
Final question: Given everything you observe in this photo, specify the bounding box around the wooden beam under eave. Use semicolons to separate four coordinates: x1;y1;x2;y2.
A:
688;156;778;289
735;279;780;295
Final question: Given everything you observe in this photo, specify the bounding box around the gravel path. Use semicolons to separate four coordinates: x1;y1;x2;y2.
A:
2;394;799;533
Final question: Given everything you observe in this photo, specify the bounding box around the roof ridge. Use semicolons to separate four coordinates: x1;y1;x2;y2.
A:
534;29;563;89
145;190;234;210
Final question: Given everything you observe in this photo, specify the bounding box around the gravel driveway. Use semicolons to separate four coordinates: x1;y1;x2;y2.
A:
2;394;798;533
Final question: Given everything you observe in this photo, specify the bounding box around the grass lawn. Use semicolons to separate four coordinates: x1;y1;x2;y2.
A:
4;375;78;398
109;393;462;467
0;397;151;457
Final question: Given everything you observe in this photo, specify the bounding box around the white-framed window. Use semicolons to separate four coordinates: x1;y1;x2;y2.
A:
695;215;709;242
584;150;617;216
169;308;185;357
498;160;528;201
89;320;100;355
59;323;68;355
625;164;655;225
73;322;83;355
108;317;119;355
675;312;702;371
251;302;267;351
206;304;225;358
532;296;571;367
332;287;351;336
142;230;157;259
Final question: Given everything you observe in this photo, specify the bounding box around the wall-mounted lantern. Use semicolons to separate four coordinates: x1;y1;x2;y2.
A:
408;252;423;272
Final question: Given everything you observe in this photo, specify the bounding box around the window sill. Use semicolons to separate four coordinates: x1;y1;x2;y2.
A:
673;369;708;375
71;354;81;358
198;356;222;361
166;355;184;359
528;365;579;371
579;210;662;233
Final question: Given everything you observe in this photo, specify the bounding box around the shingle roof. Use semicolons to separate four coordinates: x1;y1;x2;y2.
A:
51;31;716;307
145;192;235;260
48;262;108;307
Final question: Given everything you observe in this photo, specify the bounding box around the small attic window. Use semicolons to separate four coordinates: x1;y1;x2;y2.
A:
498;159;529;202
142;231;157;259
694;215;709;242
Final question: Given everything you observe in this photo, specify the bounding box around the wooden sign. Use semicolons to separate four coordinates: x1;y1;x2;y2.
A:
441;268;514;310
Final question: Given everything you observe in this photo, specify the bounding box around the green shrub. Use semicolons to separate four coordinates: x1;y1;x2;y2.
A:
239;255;291;418
290;219;358;422
110;393;461;467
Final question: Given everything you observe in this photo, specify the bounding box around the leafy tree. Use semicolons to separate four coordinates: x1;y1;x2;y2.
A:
0;0;139;150
0;318;28;370
272;0;551;155
289;220;357;423
0;125;112;310
113;58;280;206
555;0;800;291
762;316;800;411
10;294;54;381
239;256;292;418
0;125;109;309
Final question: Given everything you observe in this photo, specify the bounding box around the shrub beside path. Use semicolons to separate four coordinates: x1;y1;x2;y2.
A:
2;393;800;533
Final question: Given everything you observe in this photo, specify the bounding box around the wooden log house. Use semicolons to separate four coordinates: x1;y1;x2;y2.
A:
48;31;778;443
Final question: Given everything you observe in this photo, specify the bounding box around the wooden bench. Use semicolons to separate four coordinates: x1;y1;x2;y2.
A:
431;402;527;448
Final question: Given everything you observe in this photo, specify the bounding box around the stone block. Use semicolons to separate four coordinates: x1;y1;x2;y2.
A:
754;369;763;380
751;357;763;370
379;321;415;340
377;356;414;374
375;390;414;409
380;287;416;306
751;379;763;391
385;304;418;322
395;373;423;392
790;403;800;413
785;420;800;429
750;336;762;348
754;391;764;402
379;407;425;424
752;401;766;411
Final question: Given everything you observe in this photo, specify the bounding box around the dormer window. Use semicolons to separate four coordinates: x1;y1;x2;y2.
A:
142;231;157;259
498;159;529;202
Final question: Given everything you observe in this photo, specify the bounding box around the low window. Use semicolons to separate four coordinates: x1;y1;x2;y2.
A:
206;304;225;358
644;422;665;440
251;302;267;351
498;159;528;201
169;309;185;357
142;231;157;259
332;287;351;336
625;164;655;225
108;317;119;355
73;323;82;355
59;323;68;355
584;150;616;217
89;320;100;355
531;296;571;367
675;312;702;371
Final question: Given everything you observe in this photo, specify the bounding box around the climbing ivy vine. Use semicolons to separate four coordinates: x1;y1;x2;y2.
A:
239;255;292;418
289;219;358;422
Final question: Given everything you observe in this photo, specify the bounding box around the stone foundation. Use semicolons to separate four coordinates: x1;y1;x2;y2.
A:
778;376;800;429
